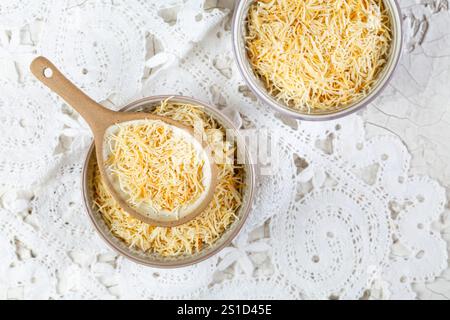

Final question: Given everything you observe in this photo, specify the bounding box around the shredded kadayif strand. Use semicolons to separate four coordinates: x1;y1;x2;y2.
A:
246;0;392;112
93;102;245;257
105;119;205;213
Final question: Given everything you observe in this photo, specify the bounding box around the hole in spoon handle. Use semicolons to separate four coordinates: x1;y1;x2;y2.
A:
30;56;59;84
30;56;77;96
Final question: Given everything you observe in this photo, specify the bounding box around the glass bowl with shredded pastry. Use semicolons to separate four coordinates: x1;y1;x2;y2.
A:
82;96;255;268
232;0;403;120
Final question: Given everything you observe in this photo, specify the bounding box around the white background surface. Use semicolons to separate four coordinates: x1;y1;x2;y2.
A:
363;0;450;298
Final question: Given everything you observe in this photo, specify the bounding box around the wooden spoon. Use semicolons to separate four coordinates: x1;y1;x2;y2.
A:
30;56;217;227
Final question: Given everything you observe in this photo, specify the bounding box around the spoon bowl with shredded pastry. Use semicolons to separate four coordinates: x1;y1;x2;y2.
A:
30;56;218;227
232;0;402;120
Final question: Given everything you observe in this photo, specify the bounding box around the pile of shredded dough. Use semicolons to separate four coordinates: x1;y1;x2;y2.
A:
93;102;245;257
246;0;392;112
105;119;205;214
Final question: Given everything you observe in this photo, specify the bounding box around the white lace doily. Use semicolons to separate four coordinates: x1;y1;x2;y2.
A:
0;0;449;300
0;0;49;28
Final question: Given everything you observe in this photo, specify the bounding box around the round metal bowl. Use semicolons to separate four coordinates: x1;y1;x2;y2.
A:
232;0;403;121
82;95;255;268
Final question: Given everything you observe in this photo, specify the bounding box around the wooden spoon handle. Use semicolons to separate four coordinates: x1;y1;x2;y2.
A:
30;56;113;129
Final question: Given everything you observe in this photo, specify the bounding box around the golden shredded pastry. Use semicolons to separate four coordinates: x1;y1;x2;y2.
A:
105;119;205;213
93;102;245;257
246;0;392;112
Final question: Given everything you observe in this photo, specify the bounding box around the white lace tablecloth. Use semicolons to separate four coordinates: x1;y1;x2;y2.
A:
0;0;449;300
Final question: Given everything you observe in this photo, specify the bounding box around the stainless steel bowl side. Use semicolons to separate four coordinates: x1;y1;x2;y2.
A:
232;0;403;121
82;95;255;268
